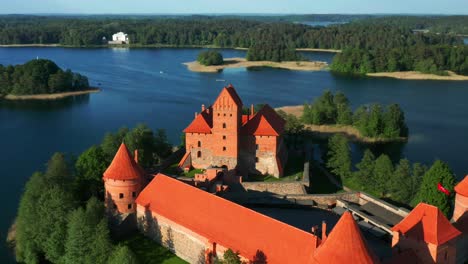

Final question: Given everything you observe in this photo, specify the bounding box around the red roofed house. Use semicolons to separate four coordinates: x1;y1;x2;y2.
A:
453;176;468;263
391;203;462;263
180;85;287;178
103;143;146;214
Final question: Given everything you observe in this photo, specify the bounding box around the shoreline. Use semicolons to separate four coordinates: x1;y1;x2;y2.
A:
366;71;468;81
296;48;341;53
184;57;328;72
277;105;407;143
2;88;100;100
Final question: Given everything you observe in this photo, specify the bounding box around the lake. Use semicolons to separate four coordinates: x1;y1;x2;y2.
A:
1;47;467;262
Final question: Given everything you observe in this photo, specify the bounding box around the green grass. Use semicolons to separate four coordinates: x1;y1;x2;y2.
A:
119;233;187;264
183;168;204;178
160;163;203;178
309;163;343;194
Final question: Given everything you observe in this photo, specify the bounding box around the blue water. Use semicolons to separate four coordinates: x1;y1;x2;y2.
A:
464;37;468;45
1;47;468;262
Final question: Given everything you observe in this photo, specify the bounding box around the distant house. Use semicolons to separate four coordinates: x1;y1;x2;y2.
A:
108;32;129;45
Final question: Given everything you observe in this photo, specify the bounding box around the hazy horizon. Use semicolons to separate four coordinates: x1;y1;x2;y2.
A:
1;0;467;15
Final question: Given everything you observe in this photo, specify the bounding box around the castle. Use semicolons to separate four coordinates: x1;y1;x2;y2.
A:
103;85;468;264
178;84;287;178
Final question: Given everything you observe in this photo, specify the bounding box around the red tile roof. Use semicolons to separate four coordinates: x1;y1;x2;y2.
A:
455;175;468;197
313;211;379;264
183;108;213;134
136;174;318;263
103;143;145;181
392;203;462;245
242;104;285;136
213;85;243;108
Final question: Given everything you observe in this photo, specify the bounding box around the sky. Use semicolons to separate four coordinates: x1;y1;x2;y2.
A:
0;0;467;15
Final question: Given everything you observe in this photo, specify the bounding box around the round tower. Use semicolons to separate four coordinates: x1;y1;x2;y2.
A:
453;175;468;222
103;143;145;214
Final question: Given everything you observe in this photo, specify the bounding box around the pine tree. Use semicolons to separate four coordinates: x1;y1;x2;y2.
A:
391;159;412;203
334;92;352;125
75;145;108;201
354;149;375;188
413;160;456;217
222;249;241;264
326;135;352;180
107;245;138;264
373;154;394;197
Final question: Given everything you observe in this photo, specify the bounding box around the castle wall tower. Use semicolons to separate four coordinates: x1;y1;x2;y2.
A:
103;143;145;214
453;175;468;222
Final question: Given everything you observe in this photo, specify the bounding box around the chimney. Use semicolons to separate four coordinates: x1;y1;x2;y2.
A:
250;104;254;116
195;112;198;118
201;104;205;112
321;221;327;242
134;149;138;163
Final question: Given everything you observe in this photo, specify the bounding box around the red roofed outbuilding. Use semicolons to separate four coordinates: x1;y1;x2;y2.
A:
391;203;461;264
103;143;146;214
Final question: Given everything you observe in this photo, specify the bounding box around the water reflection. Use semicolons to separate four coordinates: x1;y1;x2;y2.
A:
0;94;90;111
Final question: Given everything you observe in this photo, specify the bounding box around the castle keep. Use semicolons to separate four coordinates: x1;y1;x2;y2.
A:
179;84;287;178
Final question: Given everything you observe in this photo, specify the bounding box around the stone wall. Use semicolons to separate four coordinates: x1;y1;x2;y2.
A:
241;182;307;195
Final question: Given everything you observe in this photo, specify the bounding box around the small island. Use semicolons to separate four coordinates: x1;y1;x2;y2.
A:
0;59;99;100
185;47;328;72
276;91;409;143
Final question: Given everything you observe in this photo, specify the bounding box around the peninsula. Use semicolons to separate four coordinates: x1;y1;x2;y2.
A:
3;88;100;100
184;57;328;72
367;71;468;81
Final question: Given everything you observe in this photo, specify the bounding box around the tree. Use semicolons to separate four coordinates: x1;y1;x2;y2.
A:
373;154;394;197
413;160;456;217
354;149;375;188
107;245;138;264
391;159;413;203
75;145;108;201
197;50;224;66
326;134;352;180
383;104;408;138
334;92;352;125
222;249;241;264
367;104;384;137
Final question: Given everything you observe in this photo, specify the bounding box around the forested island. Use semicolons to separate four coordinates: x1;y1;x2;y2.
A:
277;91;408;142
0;15;466;78
0;59;98;100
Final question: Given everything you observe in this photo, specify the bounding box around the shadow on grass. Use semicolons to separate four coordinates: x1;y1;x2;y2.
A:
309;163;343;194
118;233;187;264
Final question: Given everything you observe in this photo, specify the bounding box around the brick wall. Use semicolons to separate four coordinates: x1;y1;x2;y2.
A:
241;182;307;195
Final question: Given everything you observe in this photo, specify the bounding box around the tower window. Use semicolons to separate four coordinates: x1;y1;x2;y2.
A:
256;144;259;150
230;114;232;117
224;113;226;116
197;151;202;158
223;147;226;151
255;157;259;163
223;123;226;128
119;193;124;199
198;141;201;147
223;135;226;140
132;192;136;198
128;204;132;209
218;113;220;116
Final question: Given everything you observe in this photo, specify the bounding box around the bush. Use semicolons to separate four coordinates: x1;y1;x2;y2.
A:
197;50;224;66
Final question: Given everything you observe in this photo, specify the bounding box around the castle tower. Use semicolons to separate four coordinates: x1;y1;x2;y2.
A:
313;211;379;264
210;84;243;170
392;203;462;264
453;175;468;222
103;143;145;214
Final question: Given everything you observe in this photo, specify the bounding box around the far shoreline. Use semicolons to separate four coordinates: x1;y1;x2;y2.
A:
2;88;101;100
184;57;328;72
366;71;468;81
276;105;408;143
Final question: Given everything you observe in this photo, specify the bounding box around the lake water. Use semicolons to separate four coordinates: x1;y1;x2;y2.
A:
464;37;468;45
1;47;468;262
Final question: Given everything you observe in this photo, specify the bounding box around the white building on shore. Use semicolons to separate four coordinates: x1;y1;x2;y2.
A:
108;32;129;45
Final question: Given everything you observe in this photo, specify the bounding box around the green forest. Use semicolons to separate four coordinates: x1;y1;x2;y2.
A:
303;91;408;139
326;134;456;216
0;59;90;96
0;15;466;67
197;50;224;66
14;124;176;264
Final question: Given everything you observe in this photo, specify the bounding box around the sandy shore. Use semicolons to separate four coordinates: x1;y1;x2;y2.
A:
367;71;468;81
276;105;407;143
184;58;328;73
296;48;342;53
3;88;100;100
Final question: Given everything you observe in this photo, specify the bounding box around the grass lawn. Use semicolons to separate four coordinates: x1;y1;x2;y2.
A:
309;162;343;194
119;233;187;264
160;163;203;178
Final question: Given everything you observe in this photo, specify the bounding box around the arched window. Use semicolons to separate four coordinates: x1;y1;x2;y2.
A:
197;151;202;158
198;141;201;147
223;146;226;151
223;123;226;128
